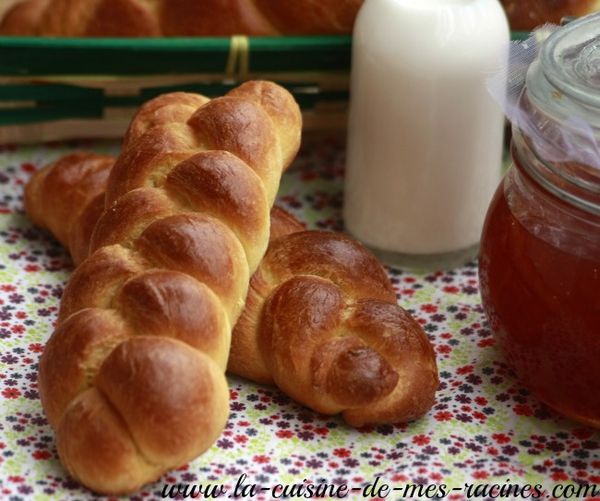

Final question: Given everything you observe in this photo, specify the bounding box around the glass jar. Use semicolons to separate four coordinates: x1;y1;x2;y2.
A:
480;13;600;427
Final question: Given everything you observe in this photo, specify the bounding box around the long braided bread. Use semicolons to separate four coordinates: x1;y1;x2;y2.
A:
30;81;301;494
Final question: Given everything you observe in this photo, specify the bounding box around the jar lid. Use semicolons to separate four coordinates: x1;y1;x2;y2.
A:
543;13;600;110
520;13;600;171
527;13;600;129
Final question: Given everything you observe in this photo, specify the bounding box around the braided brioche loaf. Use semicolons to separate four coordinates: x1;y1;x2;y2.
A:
27;154;438;430
29;81;302;495
0;0;363;36
232;231;438;426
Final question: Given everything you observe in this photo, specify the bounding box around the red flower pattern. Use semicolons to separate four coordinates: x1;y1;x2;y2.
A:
0;138;596;497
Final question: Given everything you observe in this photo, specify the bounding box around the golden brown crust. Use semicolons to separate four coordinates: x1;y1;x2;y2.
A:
82;0;160;37
6;0;160;36
39;308;131;427
0;0;49;35
105;130;197;204
159;0;276;37
36;0;99;36
56;388;157;494
257;230;397;302
115;271;230;367
24;152;113;250
0;0;364;36
185;97;281;202
57;245;144;322
252;0;361;35
500;0;599;30
269;206;306;242
122;93;209;151
33;81;301;495
69;192;106;265
316;337;399;407
94;337;228;465
91;188;176;251
164;151;270;259
342;299;438;426
134;213;249;320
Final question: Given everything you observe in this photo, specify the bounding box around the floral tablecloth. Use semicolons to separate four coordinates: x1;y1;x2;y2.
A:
0;137;598;501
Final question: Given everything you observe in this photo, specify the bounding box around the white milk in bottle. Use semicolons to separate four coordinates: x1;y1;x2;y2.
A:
344;0;509;269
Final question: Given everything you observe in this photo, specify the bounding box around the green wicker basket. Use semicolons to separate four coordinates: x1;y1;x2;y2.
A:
0;35;353;141
0;32;529;143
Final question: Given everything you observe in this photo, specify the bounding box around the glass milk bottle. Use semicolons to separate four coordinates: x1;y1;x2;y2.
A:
344;0;510;269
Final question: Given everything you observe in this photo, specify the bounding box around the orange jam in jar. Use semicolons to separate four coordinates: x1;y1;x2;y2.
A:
480;14;600;427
